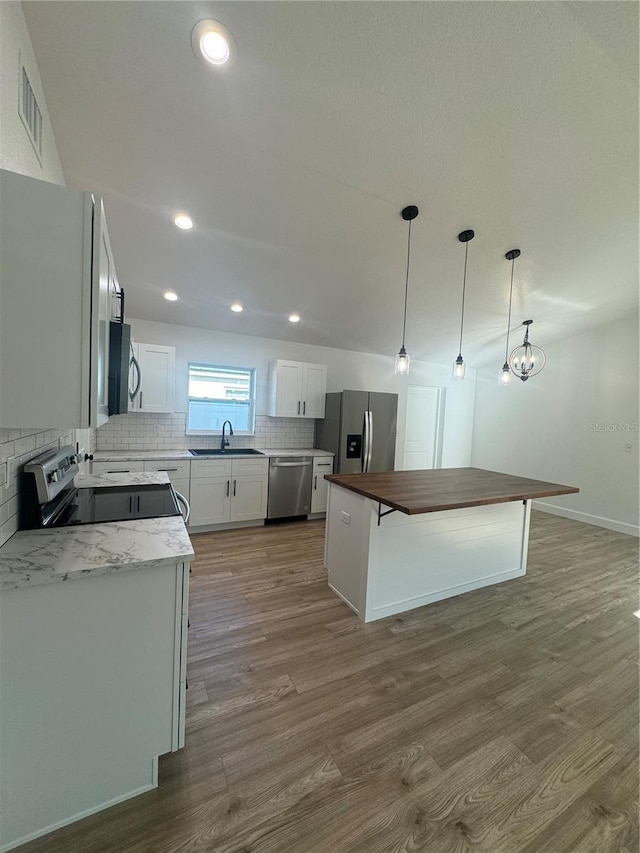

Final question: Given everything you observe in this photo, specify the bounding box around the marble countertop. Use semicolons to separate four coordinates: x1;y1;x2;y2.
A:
92;448;334;461
0;471;194;592
76;471;170;488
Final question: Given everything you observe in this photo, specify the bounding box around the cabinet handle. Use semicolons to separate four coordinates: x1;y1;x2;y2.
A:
108;469;132;473
233;479;237;497
129;495;133;513
136;495;140;513
303;401;306;415
226;480;230;497
297;401;301;415
157;468;178;472
314;475;317;491
140;391;143;409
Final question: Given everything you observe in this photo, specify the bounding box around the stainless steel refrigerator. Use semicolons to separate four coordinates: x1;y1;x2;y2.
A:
314;391;398;474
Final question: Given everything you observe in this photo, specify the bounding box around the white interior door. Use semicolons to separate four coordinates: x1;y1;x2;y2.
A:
403;386;444;470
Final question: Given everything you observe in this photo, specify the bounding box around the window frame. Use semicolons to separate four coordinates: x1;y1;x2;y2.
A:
185;361;257;436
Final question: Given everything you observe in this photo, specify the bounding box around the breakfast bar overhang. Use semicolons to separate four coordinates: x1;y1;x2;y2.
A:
324;467;579;623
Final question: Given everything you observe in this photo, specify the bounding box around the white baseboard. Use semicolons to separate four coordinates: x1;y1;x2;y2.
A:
189;518;265;533
1;776;157;853
532;501;639;537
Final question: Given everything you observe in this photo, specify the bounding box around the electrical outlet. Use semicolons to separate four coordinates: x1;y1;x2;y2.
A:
624;442;633;453
340;511;351;525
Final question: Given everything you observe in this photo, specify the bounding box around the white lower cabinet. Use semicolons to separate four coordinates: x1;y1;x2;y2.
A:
311;457;334;514
143;460;191;502
0;561;189;851
190;458;268;527
91;460;145;474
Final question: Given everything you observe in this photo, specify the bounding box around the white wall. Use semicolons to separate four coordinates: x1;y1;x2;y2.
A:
471;313;639;536
129;318;476;468
0;1;65;183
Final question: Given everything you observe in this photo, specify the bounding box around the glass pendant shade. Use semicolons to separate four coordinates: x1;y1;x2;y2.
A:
394;205;419;376
395;346;410;375
453;354;465;379
499;362;512;385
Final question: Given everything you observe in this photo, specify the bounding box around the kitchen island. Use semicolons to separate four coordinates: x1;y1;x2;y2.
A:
324;467;578;623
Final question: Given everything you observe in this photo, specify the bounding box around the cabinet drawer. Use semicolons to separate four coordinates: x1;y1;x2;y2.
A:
190;459;232;479
91;460;145;474
143;460;191;479
313;457;334;472
231;458;269;477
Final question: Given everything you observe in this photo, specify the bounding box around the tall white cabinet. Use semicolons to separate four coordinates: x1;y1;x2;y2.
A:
0;169;117;428
267;360;327;418
129;343;176;413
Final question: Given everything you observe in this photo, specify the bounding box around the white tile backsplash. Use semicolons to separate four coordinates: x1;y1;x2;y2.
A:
96;413;315;452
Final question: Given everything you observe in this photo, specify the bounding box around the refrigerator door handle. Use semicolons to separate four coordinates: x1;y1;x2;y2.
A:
362;412;368;473
366;410;374;472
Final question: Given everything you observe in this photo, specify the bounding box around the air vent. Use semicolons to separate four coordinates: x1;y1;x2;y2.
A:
18;60;43;163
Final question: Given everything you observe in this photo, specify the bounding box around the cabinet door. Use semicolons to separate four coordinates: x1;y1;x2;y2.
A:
229;475;268;522
311;459;333;513
302;364;327;418
270;361;302;417
189;476;230;526
91;199;112;427
137;344;176;413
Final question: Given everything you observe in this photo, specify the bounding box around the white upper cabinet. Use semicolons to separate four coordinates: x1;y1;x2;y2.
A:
130;343;176;413
268;360;327;419
0;169;116;428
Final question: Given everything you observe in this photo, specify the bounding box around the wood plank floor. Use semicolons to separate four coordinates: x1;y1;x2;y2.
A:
16;511;639;853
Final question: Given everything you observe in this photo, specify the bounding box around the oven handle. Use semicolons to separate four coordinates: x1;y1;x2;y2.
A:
174;491;190;525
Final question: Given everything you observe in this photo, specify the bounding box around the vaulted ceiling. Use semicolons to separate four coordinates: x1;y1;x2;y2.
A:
24;1;638;366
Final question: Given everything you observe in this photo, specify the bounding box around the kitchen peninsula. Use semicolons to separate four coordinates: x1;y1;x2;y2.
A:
324;467;578;623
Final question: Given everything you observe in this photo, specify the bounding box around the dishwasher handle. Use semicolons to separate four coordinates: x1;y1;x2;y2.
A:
270;461;312;467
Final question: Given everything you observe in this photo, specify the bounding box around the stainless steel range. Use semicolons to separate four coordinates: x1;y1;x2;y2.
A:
21;446;183;529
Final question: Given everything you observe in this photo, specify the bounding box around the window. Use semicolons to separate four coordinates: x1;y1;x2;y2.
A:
187;363;256;435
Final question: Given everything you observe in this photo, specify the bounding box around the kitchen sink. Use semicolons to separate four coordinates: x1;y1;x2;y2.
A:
189;448;265;456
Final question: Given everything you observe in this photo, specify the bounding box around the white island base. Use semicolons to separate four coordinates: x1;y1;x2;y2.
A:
325;483;532;623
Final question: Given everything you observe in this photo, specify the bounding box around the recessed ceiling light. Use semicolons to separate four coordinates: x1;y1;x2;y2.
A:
230;303;243;313
173;213;194;231
164;291;179;302
191;20;234;67
289;314;300;323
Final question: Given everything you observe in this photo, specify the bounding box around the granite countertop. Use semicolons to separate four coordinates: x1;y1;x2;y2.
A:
0;471;194;592
92;448;334;461
326;467;579;515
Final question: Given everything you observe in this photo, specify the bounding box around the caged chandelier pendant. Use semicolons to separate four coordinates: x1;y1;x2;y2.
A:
510;319;546;381
394;205;419;375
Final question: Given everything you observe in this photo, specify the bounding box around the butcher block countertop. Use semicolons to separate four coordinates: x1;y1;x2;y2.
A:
325;467;579;515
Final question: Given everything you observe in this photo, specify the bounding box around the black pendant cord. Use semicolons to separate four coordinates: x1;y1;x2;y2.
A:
401;218;412;349
458;239;469;356
504;256;516;363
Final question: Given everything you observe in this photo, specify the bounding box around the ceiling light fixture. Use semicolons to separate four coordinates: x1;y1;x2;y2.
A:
191;20;234;67
164;291;179;302
230;303;243;313
395;205;419;376
499;249;520;386
453;229;475;380
288;313;300;323
173;213;194;231
510;320;546;381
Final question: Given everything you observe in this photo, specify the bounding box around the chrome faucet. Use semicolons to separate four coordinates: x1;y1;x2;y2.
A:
220;420;234;451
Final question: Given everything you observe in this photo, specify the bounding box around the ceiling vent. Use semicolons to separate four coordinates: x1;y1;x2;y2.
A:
18;57;43;164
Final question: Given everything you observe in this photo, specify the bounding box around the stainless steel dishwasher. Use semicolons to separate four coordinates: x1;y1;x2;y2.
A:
267;456;313;519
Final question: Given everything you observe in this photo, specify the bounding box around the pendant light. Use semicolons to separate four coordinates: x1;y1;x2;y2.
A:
510;320;546;381
453;229;474;379
394;205;419;375
499;249;520;386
